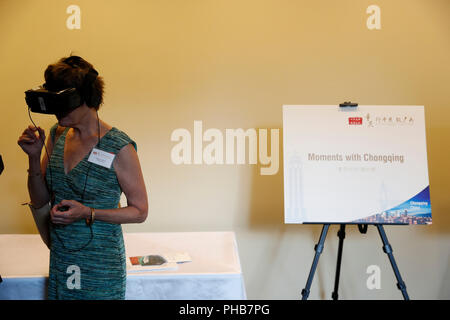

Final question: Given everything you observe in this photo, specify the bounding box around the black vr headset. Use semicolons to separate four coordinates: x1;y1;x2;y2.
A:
25;56;98;117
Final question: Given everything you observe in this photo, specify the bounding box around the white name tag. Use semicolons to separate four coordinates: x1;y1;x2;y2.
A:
87;148;115;169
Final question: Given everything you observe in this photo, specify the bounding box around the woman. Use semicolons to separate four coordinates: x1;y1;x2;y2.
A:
17;56;148;299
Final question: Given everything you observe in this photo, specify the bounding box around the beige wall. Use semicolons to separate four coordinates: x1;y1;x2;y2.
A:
1;0;449;299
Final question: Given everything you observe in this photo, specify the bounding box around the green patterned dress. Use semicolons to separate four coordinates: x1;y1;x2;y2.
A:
46;123;136;300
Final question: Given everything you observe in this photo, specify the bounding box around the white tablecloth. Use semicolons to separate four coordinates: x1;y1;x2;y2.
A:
0;232;246;300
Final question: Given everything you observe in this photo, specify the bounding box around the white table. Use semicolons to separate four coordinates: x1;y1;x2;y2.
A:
0;232;246;300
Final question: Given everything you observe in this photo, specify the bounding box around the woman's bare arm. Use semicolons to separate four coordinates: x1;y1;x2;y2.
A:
50;143;148;225
18;125;54;248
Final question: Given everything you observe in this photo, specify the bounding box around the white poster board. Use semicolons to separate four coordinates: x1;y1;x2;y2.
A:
283;105;432;224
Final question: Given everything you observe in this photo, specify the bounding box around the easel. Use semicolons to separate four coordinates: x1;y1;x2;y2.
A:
301;223;409;300
300;102;409;300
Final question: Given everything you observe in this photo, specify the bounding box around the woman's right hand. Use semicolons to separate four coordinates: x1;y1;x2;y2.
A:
18;125;46;158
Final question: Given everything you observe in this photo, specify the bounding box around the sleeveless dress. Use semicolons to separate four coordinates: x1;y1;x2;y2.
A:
46;123;137;300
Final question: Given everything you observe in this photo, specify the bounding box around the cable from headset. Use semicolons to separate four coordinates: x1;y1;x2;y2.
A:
27;107;54;201
52;111;101;253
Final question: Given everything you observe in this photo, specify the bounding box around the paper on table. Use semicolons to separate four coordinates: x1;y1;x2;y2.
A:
126;252;192;273
163;252;192;264
126;258;178;273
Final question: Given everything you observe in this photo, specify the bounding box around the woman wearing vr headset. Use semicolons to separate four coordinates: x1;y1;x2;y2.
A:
17;56;148;300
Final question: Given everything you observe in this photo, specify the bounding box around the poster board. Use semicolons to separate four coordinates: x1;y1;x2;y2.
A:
283;105;432;224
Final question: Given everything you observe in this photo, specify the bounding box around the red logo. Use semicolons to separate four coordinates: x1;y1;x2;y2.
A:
349;117;363;125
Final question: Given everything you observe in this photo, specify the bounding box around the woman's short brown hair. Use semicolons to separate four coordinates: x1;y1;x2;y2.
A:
44;55;104;110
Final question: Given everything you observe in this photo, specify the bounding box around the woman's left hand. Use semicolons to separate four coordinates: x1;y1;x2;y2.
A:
50;199;90;225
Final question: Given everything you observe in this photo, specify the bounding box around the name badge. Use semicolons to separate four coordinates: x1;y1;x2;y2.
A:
87;148;115;169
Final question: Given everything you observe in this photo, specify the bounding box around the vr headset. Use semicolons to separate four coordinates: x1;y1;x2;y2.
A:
25;56;98;117
25;86;82;116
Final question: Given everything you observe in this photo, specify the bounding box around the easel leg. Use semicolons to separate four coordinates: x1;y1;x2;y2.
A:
301;224;330;300
376;224;410;300
332;224;346;300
